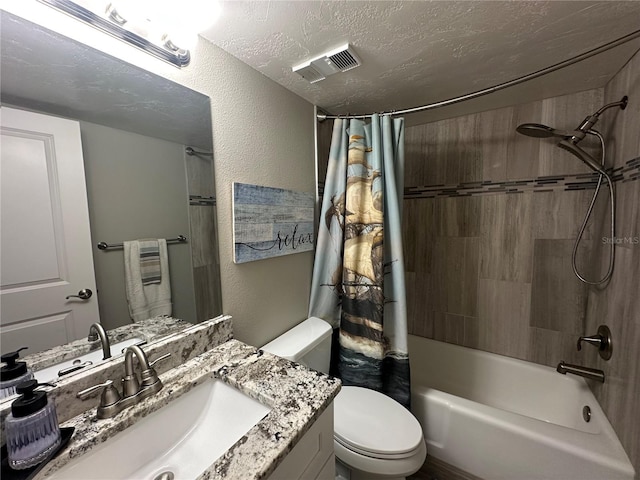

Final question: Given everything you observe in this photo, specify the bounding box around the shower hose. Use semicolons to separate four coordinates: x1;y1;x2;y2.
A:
572;130;615;285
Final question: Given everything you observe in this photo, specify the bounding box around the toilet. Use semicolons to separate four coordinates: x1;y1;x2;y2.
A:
262;317;427;480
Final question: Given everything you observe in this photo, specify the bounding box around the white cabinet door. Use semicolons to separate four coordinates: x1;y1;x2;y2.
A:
1;107;100;354
269;404;335;480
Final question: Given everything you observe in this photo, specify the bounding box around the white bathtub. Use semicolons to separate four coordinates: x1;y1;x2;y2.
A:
408;335;635;480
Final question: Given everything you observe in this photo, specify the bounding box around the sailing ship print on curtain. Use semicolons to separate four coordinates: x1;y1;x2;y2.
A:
309;114;410;408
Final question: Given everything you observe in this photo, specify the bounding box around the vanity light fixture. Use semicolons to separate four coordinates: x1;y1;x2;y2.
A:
38;0;221;67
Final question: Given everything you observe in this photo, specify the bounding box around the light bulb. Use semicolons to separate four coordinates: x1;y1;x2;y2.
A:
158;0;222;51
109;0;154;24
102;0;222;55
164;29;197;51
73;0;111;13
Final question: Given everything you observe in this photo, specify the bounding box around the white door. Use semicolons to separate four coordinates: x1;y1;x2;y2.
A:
1;107;100;355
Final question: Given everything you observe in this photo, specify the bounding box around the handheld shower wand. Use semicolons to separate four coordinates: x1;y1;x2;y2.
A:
557;140;607;175
516;96;628;285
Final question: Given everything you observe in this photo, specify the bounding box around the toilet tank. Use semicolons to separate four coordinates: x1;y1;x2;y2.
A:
262;317;332;374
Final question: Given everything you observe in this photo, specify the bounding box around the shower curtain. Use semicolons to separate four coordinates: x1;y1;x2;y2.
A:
309;114;410;408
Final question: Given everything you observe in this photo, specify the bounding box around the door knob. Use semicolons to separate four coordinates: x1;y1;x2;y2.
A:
66;288;93;300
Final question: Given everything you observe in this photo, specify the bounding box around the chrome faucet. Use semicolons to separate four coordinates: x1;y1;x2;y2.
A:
556;361;605;383
77;346;171;419
88;323;111;360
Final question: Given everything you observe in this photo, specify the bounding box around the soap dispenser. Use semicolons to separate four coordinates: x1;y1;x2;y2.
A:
0;347;34;399
5;380;61;470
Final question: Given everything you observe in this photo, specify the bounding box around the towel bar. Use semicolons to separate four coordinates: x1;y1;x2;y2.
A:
97;235;187;250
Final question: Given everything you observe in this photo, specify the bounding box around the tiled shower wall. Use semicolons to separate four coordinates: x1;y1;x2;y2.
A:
185;151;223;322
403;87;606;364
584;51;640;470
403;52;639;470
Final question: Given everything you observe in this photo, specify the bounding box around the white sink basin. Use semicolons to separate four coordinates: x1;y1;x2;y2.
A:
50;378;271;480
34;338;144;384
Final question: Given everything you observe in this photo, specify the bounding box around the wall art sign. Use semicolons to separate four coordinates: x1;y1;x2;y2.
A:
232;182;315;263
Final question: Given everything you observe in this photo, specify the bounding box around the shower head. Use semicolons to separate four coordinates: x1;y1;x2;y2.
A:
557;140;607;175
516;96;627;178
516;123;572;139
516;96;629;142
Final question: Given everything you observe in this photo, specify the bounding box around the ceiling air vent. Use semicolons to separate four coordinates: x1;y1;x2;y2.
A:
328;49;359;71
292;44;361;83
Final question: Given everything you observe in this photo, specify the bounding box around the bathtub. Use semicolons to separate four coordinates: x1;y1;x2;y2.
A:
408;335;635;480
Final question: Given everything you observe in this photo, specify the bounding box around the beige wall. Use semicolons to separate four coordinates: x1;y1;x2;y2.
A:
155;37;317;348
193;40;316;348
6;3;316;348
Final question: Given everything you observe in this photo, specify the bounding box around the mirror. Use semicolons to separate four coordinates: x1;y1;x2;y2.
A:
0;11;222;390
20;316;192;386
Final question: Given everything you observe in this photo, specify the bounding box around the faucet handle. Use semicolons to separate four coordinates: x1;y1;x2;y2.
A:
576;325;612;361
77;379;121;407
140;353;171;387
77;379;112;399
577;335;602;350
149;352;171;368
120;340;147;354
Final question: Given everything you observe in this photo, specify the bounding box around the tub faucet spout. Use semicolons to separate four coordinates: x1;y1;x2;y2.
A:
556;361;605;383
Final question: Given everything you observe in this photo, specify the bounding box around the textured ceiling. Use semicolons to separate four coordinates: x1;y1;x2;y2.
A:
202;1;640;125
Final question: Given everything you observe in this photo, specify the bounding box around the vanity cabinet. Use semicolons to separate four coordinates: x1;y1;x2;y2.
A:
269;403;334;480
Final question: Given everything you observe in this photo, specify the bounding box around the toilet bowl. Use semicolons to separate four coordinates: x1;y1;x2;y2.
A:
333;386;426;480
262;318;427;480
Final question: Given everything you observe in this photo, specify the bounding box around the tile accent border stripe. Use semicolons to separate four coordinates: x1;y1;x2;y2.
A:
189;194;216;206
403;157;640;199
316;157;640;199
611;156;640;183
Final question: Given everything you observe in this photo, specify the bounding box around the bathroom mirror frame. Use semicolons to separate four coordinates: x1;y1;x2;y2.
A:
0;11;223;386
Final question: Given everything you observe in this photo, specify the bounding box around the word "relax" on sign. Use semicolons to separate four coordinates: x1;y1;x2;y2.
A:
241;224;313;252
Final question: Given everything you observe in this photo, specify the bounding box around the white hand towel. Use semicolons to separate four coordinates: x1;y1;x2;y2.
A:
124;239;172;322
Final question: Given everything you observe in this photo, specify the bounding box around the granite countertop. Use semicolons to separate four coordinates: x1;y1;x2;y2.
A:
0;316;232;446
37;339;341;480
24;316;190;372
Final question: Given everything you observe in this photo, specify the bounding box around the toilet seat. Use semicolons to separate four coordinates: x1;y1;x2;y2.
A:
334;436;427;478
335;435;422;460
334;386;424;460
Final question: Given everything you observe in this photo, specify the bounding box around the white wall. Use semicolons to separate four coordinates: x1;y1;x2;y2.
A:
3;2;316;347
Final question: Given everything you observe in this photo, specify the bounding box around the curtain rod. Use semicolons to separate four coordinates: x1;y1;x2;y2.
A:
317;28;640;121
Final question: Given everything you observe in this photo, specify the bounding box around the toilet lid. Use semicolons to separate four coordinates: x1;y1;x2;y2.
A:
334;386;423;458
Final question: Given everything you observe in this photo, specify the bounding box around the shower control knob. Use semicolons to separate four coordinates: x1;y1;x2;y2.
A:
66;288;93;300
577;325;612;361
